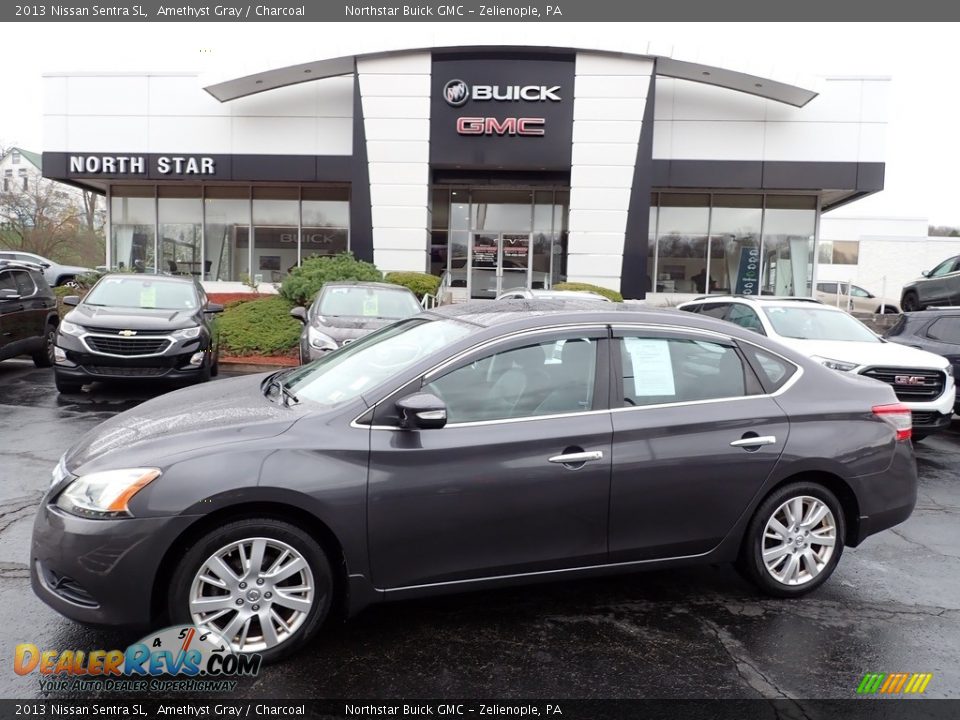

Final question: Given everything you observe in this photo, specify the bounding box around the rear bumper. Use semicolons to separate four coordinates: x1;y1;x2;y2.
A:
849;440;918;546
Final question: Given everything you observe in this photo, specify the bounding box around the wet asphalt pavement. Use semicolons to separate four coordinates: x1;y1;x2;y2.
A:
1;358;959;700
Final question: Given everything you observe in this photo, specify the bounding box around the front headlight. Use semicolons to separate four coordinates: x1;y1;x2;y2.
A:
172;326;202;340
59;320;82;336
55;467;161;518
812;355;858;372
50;455;70;488
945;364;954;378
308;327;337;351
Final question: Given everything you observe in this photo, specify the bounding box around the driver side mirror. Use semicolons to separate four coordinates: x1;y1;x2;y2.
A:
290;306;307;323
921;270;931;278
396;392;448;430
62;295;80;306
204;302;224;314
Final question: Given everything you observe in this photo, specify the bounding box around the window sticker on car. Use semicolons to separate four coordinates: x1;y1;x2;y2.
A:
140;285;157;308
624;337;676;396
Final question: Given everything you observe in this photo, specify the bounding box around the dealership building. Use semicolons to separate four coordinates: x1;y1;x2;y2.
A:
42;45;889;300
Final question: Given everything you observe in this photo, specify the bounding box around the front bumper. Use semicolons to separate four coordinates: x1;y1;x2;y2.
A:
30;502;197;627
55;331;213;381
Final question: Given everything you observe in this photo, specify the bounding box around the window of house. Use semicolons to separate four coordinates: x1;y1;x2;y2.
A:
11;151;20;165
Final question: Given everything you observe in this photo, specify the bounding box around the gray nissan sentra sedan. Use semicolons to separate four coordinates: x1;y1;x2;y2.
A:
32;301;918;662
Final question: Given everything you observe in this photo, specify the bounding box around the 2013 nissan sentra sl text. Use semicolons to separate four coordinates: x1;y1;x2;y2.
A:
31;302;918;662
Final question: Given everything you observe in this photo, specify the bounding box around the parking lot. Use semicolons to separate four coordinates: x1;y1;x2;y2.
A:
1;357;959;700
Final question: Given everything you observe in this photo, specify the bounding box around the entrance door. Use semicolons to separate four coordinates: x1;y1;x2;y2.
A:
469;232;532;299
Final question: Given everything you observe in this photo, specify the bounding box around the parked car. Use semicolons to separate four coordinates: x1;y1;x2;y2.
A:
885;309;960;414
33;301;917;662
0;251;94;288
815;282;899;314
53;274;222;393
0;259;58;367
290;281;421;363
678;295;956;439
496;287;612;302
900;255;960;311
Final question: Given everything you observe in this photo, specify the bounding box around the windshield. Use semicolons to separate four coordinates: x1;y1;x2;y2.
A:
317;286;421;319
84;277;198;310
763;306;880;343
283;317;473;406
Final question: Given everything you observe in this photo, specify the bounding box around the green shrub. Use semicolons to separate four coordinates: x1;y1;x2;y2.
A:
384;271;440;300
553;282;624;303
280;252;382;306
218;296;301;356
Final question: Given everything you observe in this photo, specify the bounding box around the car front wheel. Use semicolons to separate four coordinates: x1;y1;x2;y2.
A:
169;518;333;663
32;324;56;368
738;482;845;598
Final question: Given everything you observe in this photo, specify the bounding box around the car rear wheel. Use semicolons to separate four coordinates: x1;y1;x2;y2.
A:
169;518;333;663
901;292;921;312
738;482;845;598
32;324;56;368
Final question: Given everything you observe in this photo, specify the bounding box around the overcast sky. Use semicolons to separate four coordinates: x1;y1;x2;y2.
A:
2;22;957;225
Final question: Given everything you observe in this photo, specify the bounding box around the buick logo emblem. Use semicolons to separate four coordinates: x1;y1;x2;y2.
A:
443;79;469;107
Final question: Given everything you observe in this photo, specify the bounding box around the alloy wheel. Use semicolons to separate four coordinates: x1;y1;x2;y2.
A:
188;537;315;653
761;496;837;586
46;329;56;364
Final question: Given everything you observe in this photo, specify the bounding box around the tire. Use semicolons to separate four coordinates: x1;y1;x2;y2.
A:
738;482;845;598
210;351;220;377
54;373;82;394
901;292;921;312
32;324;57;368
875;305;900;315
168;518;334;664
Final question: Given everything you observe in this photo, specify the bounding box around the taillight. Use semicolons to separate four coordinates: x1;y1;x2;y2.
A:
873;403;912;441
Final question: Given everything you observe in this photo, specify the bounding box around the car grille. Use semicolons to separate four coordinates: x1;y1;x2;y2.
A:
38;563;98;608
860;367;946;402
85;365;169;377
86;327;170;336
86;336;169;356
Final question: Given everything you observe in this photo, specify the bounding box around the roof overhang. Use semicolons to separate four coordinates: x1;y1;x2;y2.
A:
203;46;817;108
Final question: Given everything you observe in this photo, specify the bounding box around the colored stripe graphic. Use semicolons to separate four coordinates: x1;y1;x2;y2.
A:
857;672;932;694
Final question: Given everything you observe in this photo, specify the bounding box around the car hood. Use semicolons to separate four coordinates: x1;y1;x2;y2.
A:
774;337;950;370
315;315;394;342
64;373;301;473
66;304;198;331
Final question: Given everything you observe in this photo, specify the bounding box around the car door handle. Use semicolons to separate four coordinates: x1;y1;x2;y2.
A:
730;435;777;448
548;451;604;464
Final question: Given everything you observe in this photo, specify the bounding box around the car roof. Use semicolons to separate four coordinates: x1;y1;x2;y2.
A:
322;281;416;292
0;258;45;272
97;273;198;284
686;294;823;305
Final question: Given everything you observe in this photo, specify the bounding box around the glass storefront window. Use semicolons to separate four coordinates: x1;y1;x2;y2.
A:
430;188;449;277
158;186;202;278
204;187;250;282
470;189;534;232
110;186;155;273
709;195;762;295
252;188;299;283
302;187;350;262
646;194;658;294
656;194;709;294
761;196;817;296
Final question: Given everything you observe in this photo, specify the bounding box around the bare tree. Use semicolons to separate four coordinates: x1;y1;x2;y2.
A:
0;174;86;258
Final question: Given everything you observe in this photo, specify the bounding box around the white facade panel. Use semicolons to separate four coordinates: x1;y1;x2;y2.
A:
43;116;68;152
653;77;675;121
149;76;230;116
370;227;430;249
373;248;428;273
149;116;233;154
43;77;68;115
361;96;431;119
570;165;635;188
860;79;891;123
764;79;861;123
568;209;628;234
763;121;860;162
573;98;649;121
566;253;624;277
570;142;638;166
575;75;650;99
669;120;765;160
566;232;629;255
315;118;353;155
367;162;429;185
67;116;150;152
575;54;655;76
356;52;431;75
568;188;632;211
232;117;318;154
372;205;430;230
363;118;430;141
572;120;644;144
366;141;430;163
369;184;429;208
857;124;887;163
671;79;766;121
67;76;149;116
651;120;672;159
230;82;321;118
358;74;430;98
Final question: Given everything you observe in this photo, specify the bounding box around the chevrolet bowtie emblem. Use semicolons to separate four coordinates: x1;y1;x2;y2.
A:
118;330;137;337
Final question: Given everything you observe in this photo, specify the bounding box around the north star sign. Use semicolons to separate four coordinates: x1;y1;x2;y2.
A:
68;155;216;175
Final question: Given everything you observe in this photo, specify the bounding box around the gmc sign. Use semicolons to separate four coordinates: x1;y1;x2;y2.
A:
456;117;546;136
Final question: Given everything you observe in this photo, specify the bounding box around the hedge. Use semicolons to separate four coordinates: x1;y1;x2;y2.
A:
384;271;440;300
279;252;382;306
552;282;623;303
218;296;301;356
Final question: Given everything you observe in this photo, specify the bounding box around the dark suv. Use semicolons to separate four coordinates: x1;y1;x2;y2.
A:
886;309;960;414
53;274;223;393
0;259;58;367
901;255;960;311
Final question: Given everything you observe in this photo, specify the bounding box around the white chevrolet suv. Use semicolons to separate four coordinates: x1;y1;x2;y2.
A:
678;296;956;439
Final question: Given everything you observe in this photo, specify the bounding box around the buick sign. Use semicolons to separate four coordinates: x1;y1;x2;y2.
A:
444;79;470;107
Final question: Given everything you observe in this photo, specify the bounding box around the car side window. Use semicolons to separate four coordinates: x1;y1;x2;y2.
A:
930;257;959;277
741;345;797;392
926;317;960;345
726;304;765;334
851;286;870;298
619;335;749;407
818;282;837;294
697;302;730;319
0;271;16;294
424;337;598;423
11;270;35;297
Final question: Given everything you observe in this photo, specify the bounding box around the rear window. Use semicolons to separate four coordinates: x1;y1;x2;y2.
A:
742;345;797;392
927;317;960;345
317;286;420;320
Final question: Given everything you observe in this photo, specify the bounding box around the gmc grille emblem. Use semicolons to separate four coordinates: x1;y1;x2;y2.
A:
894;375;925;385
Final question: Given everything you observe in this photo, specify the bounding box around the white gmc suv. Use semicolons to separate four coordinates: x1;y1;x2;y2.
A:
677;296;956;440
